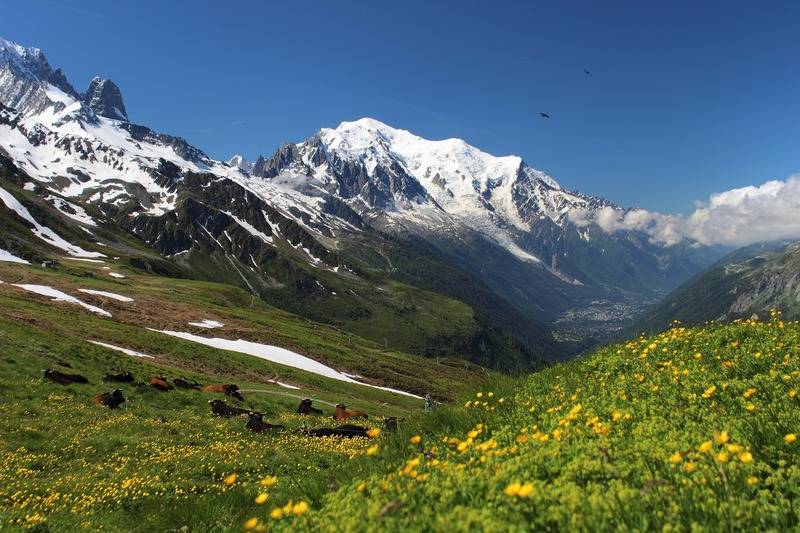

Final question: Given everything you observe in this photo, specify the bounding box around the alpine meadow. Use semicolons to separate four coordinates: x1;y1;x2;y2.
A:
1;1;799;531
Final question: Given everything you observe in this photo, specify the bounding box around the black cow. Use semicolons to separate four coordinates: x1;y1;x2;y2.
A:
103;372;134;383
301;424;369;438
173;377;201;390
297;398;324;416
245;412;285;433
384;416;398;432
44;369;88;385
208;399;250;418
92;389;126;408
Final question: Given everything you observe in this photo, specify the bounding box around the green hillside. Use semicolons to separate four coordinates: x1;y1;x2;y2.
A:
629;241;800;335
1;282;798;530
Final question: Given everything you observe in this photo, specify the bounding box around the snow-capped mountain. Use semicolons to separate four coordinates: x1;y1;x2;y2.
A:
0;36;722;356
250;118;711;293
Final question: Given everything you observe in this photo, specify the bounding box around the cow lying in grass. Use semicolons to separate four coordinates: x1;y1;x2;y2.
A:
333;404;368;421
202;384;244;401
92;389;126;408
208;399;250;418
44;369;88;385
297;398;324;415
103;372;134;383
384;416;398;432
149;376;173;391
173;377;201;390
245;412;285;433
301;424;369;438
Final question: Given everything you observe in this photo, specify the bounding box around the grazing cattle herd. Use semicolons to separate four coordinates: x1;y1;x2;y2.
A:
42;368;400;438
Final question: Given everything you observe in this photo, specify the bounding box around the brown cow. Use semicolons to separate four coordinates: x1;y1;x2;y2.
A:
149;376;173;391
202;384;244;401
245;412;285;433
44;369;89;385
297;398;324;416
333;404;368;421
92;389;126;408
208;399;250;418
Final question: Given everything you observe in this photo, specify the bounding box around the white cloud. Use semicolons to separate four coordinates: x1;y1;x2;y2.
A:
569;174;800;247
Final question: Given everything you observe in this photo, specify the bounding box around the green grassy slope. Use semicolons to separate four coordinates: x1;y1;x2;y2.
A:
2;294;798;530
300;315;800;531
0;261;488;402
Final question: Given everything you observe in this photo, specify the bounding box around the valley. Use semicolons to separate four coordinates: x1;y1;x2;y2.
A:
0;28;799;532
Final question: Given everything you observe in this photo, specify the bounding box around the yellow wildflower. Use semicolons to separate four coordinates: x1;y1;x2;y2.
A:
747;475;758;486
702;386;717;399
517;483;534;497
504;482;521;497
669;452;682;465
743;388;757;399
714;451;729;464
698;440;713;453
715;431;730;444
292;501;309;516
255;493;269;505
785;433;797;444
683;461;696;473
366;444;379;456
270;508;284;519
260;476;278;487
738;451;753;463
410;435;422;445
244;517;259;530
223;473;237;487
366;428;381;438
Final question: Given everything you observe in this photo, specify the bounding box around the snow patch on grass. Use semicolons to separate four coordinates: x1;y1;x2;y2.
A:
78;289;133;302
188;319;224;329
12;284;111;317
0;248;29;264
88;341;153;358
151;329;422;399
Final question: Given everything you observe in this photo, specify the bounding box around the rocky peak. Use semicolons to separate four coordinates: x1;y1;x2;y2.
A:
252;143;302;179
82;77;128;121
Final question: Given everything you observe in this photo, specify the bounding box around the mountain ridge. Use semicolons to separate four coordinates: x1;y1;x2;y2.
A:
0;36;724;365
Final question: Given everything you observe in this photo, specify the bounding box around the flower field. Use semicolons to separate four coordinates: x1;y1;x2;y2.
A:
1;312;799;531
301;313;800;531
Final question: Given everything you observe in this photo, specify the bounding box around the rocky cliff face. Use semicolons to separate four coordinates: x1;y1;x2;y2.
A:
82;77;127;121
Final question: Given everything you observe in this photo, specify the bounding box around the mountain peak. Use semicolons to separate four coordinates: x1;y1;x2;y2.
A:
228;154;249;170
0;37;50;81
82;77;127;121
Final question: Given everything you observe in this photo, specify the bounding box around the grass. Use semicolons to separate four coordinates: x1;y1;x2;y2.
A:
298;314;800;532
0;260;498;531
2;255;799;531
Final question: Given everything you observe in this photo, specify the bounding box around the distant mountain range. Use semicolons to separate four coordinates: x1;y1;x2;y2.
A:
628;240;800;333
0;36;726;368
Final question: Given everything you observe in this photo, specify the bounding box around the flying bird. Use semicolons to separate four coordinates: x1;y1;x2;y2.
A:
539;112;550;119
584;68;591;75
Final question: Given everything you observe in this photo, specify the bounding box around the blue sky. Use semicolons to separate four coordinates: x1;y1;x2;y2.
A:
3;0;799;213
